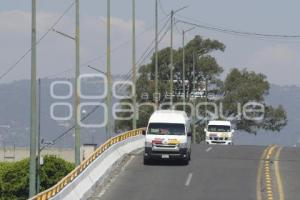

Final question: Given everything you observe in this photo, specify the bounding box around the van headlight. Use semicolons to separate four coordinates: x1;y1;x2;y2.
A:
179;143;188;148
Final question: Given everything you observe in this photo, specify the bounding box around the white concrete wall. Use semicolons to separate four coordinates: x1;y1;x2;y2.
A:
50;135;144;200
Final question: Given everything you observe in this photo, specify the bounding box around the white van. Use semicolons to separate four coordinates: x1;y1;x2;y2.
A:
205;120;234;145
143;110;192;165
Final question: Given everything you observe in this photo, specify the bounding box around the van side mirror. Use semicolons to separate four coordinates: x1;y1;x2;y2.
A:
187;131;192;137
231;129;235;133
142;130;146;135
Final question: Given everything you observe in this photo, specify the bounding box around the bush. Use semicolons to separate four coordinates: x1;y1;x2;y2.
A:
39;155;74;191
0;155;74;200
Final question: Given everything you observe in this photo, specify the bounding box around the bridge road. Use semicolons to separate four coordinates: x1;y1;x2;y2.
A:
279;147;300;200
95;145;266;200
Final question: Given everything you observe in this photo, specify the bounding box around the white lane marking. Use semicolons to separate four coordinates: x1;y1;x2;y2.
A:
185;173;193;186
206;147;212;152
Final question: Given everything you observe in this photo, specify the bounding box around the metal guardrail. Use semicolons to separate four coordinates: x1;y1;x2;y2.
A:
30;128;145;200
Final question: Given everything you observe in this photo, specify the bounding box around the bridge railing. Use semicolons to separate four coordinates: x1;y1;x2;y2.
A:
30;128;145;200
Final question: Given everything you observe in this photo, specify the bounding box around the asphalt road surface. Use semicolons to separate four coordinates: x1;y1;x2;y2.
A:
92;145;300;200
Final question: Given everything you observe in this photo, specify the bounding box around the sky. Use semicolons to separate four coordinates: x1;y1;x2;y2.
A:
1;0;300;85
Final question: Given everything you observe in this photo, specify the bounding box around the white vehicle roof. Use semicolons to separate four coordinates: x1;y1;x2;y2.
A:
148;110;188;124
208;120;231;126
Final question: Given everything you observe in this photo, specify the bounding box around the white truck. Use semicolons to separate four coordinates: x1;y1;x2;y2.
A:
143;110;192;165
205;120;234;145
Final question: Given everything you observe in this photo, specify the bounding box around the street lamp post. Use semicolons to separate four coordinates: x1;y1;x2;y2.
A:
74;0;81;167
29;0;37;197
169;6;188;109
182;27;195;112
170;10;174;108
192;52;196;143
155;0;159;109
106;0;112;140
132;0;137;129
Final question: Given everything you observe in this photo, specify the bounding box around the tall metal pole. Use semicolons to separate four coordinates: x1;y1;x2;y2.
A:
155;0;159;109
182;27;195;113
192;52;196;143
106;0;112;139
29;0;37;197
182;30;186;112
132;0;137;129
170;10;174;108
36;78;41;193
74;0;81;166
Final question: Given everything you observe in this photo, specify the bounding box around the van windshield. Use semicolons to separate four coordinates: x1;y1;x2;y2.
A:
148;123;185;135
208;125;230;132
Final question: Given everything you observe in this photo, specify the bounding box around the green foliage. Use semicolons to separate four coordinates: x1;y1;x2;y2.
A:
0;159;29;200
222;68;287;134
0;156;74;200
115;35;225;130
115;35;288;137
263;105;287;132
39;155;75;191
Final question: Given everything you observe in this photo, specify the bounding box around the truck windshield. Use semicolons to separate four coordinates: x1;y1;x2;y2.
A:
208;125;230;132
147;123;185;135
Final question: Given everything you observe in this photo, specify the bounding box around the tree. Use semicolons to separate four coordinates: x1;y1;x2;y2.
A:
115;35;225;130
114;36;288;139
221;68;287;134
175;36;225;98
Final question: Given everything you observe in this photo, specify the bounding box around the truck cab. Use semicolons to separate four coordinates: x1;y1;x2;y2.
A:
143;110;192;165
205;120;234;145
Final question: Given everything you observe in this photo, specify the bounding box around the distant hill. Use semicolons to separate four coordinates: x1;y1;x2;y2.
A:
0;78;127;148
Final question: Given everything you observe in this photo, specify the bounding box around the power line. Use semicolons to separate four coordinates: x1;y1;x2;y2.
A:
45;14;171;79
0;1;76;81
47;15;170;89
117;18;171;91
174;19;183;35
158;0;168;16
41;16;172;149
177;18;300;39
40;103;101;151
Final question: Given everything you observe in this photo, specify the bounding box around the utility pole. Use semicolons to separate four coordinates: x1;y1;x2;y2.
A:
74;0;81;166
106;0;112;139
155;0;159;109
182;27;195;112
36;78;41;193
132;0;137;129
182;30;186;112
29;0;37;197
170;10;174;108
192;52;196;143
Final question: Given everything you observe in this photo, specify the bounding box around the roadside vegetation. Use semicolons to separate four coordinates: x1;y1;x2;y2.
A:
0;156;74;200
115;35;288;141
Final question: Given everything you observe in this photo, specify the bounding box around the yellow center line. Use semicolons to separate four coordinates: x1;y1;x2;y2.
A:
265;145;276;200
274;147;285;200
257;145;273;200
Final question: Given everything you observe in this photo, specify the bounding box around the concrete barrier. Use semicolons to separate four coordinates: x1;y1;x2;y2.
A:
50;135;144;200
